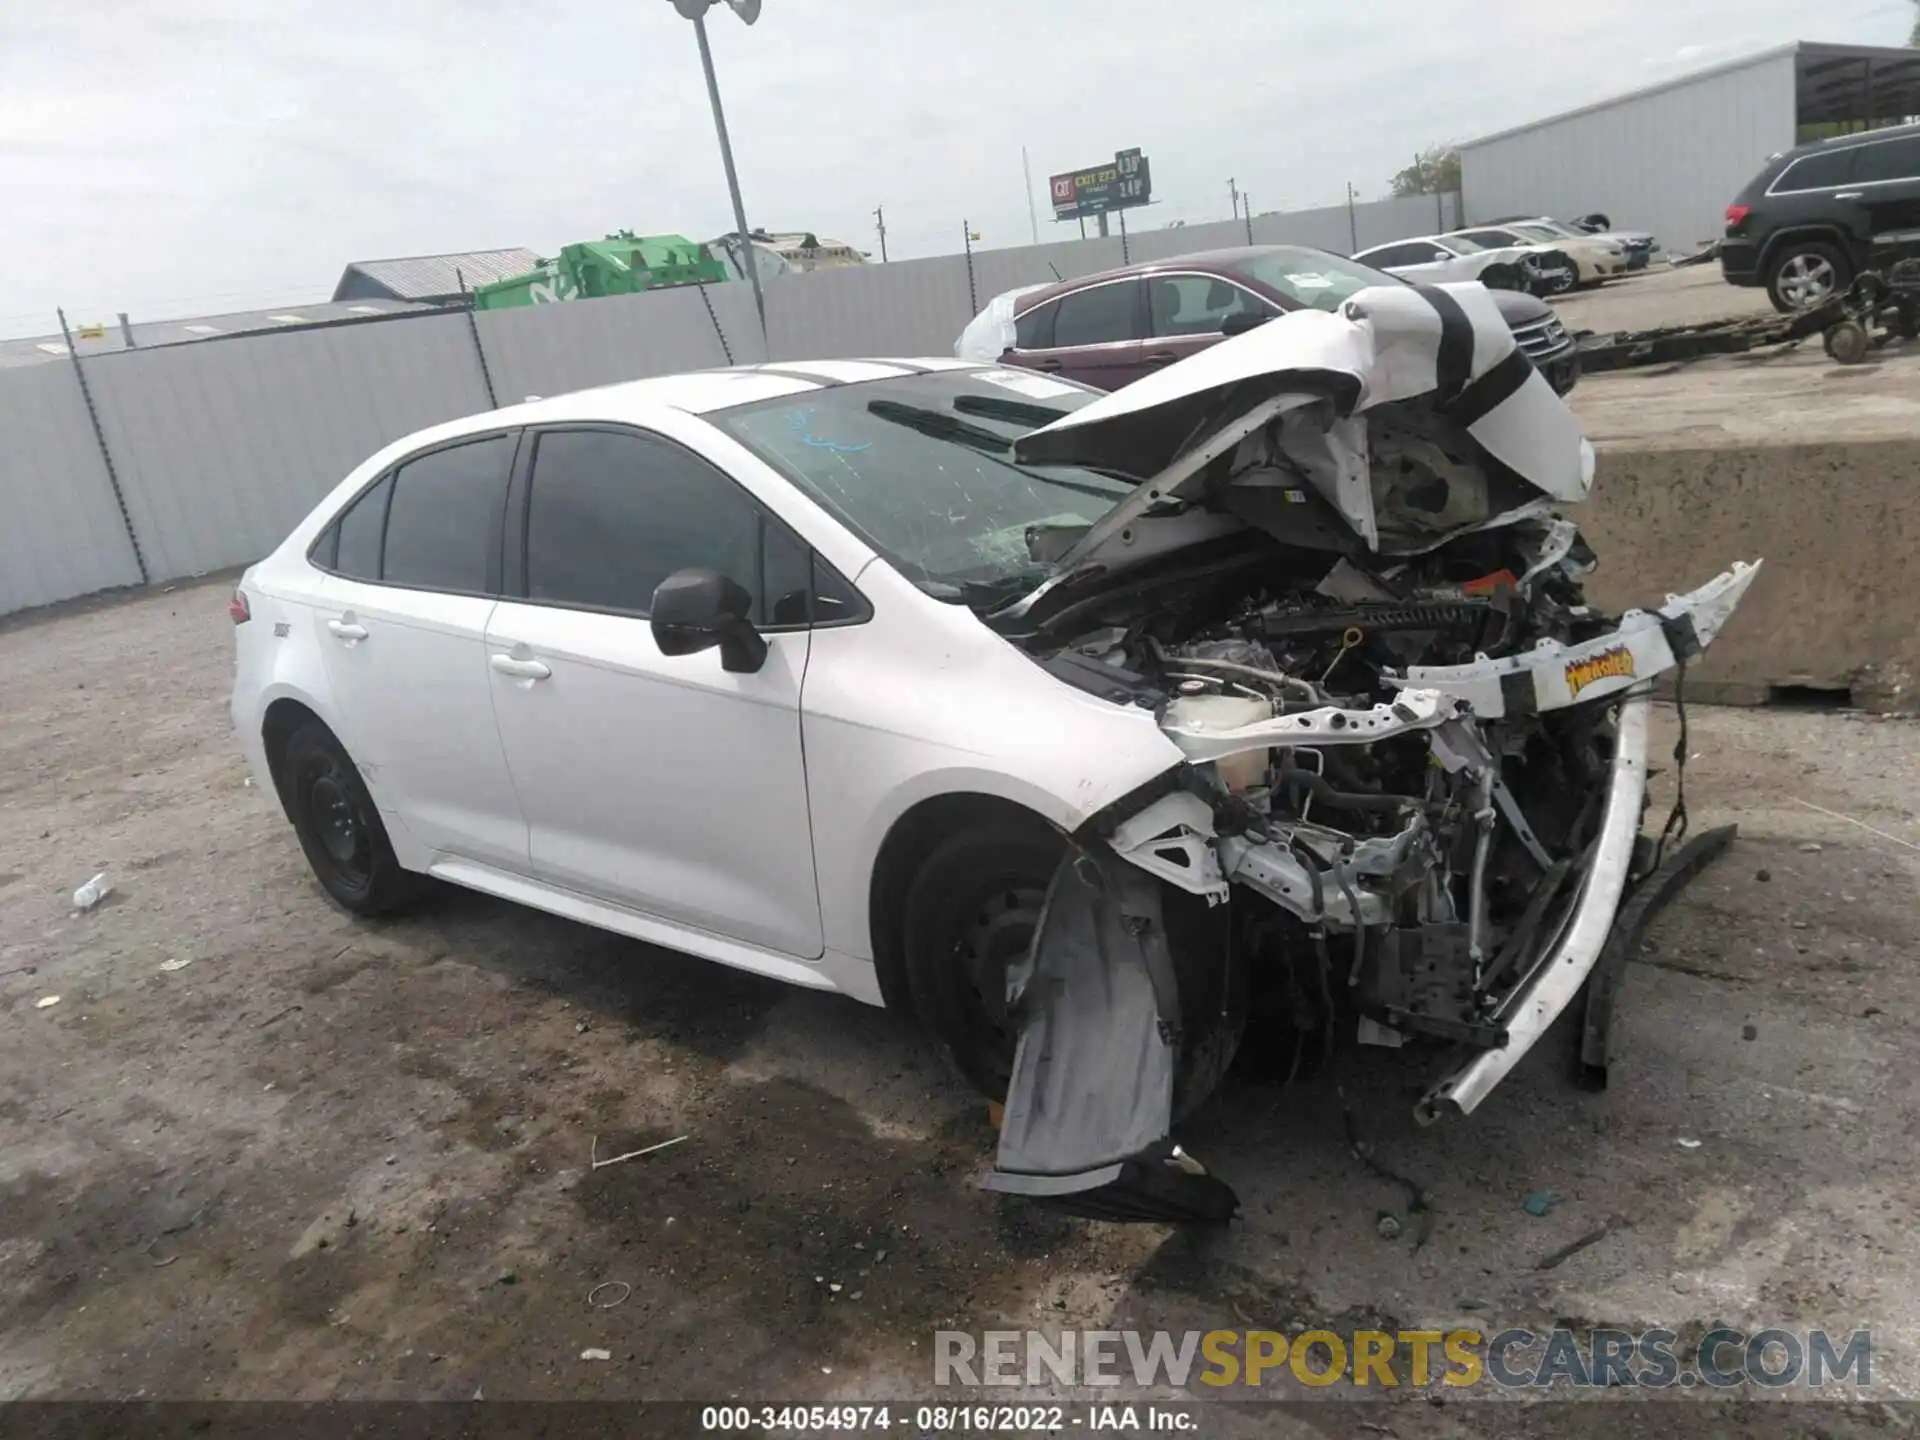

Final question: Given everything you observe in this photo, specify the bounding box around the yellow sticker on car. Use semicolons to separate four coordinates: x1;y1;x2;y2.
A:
1565;645;1636;698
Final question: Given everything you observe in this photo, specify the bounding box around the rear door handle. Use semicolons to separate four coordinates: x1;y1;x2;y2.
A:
1145;350;1177;363
1835;192;1865;201
1032;358;1063;371
326;618;368;643
489;653;552;682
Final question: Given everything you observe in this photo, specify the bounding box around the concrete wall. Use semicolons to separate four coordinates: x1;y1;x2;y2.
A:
1581;440;1920;713
1460;47;1798;254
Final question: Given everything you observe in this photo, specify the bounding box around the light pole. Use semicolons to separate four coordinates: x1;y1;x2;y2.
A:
670;0;766;337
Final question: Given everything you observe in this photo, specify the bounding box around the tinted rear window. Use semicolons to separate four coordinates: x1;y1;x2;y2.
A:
381;436;513;592
1052;282;1138;346
332;475;391;581
1773;147;1855;193
1852;135;1920;185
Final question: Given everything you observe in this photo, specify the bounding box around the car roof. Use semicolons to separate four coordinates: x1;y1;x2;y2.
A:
1011;244;1345;311
1789;118;1920;158
390;359;986;450
1356;235;1448;251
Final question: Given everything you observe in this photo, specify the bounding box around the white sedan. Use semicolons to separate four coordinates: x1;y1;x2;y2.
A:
1351;234;1537;291
233;305;1754;1221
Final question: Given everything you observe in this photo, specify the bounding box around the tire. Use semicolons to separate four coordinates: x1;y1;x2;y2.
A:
902;821;1062;1102
902;820;1247;1117
1479;262;1522;293
1766;241;1850;313
281;720;422;915
1527;251;1579;297
1824;319;1872;365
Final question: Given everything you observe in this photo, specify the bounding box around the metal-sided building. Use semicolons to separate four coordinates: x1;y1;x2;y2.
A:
1460;40;1920;255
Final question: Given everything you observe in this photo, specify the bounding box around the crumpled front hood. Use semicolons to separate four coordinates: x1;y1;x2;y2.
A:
1013;282;1594;573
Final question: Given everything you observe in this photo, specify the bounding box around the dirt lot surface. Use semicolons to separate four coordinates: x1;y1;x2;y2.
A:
3;580;1918;1436
1551;265;1775;335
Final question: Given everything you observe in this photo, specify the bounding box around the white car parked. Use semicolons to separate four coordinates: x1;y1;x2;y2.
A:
233;300;1756;1221
1350;234;1536;291
1446;226;1626;290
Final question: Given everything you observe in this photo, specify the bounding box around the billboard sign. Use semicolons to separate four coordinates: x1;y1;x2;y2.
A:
1049;148;1151;221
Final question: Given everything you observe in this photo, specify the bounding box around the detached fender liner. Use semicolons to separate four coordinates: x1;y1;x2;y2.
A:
982;840;1239;1223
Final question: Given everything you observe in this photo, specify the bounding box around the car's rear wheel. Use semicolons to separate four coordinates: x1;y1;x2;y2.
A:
901;819;1245;1117
1767;242;1850;312
282;720;421;915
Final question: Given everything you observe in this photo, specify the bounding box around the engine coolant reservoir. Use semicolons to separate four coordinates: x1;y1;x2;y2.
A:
1163;694;1272;793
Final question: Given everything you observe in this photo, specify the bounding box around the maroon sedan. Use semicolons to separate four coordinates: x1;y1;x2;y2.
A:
970;244;1579;396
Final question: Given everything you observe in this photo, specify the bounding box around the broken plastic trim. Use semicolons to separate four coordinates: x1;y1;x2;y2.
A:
982;839;1241;1222
1416;691;1651;1122
1386;562;1761;718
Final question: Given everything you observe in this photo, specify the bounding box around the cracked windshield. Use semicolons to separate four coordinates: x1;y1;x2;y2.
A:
712;370;1128;602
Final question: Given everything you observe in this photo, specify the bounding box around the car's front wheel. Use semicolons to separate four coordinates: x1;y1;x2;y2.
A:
1526;252;1580;297
901;818;1245;1117
281;720;422;915
902;820;1059;1102
1767;241;1850;312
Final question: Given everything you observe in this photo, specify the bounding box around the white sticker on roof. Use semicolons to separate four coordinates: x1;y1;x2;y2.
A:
182;324;222;335
973;368;1080;400
1287;273;1335;290
268;314;306;324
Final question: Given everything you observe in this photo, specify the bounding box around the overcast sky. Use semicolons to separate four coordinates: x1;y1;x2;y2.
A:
1;0;1911;333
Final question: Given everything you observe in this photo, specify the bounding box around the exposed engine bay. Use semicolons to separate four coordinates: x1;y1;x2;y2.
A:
975;281;1758;1222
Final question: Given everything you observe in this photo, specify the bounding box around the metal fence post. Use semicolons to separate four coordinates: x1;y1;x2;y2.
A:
963;221;978;316
57;307;148;586
1119;208;1130;265
696;281;735;365
456;269;500;409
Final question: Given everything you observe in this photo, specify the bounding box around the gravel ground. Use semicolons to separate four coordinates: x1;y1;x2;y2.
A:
1551;264;1776;335
2;578;1917;1435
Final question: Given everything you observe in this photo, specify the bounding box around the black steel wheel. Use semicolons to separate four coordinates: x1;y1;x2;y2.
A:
903;822;1061;1101
281;720;422;915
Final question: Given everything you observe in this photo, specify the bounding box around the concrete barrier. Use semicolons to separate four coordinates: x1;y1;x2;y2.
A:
1580;440;1920;713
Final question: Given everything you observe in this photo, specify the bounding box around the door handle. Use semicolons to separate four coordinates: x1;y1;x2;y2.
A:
1835;192;1865;201
489;653;552;681
1145;350;1177;363
1032;358;1063;371
326;618;368;643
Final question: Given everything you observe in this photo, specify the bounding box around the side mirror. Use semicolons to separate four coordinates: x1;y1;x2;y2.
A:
1220;311;1271;337
650;568;768;674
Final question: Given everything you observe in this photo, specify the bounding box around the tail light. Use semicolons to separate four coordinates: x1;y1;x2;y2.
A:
1725;203;1751;228
228;589;251;625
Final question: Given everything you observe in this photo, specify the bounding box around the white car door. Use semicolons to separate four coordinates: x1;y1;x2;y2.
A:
311;431;529;870
483;423;826;958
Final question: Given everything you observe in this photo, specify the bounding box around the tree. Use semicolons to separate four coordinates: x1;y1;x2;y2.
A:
1390;145;1462;198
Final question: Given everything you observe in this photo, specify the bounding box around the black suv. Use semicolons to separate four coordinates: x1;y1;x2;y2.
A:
1722;123;1920;312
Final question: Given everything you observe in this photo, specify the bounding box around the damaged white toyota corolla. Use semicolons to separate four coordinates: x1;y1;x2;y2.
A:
232;283;1755;1225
